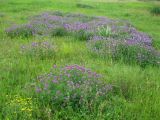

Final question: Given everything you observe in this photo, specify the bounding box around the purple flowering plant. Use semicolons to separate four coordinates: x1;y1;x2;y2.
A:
87;39;160;67
6;24;34;38
21;41;57;59
35;64;113;110
6;12;160;66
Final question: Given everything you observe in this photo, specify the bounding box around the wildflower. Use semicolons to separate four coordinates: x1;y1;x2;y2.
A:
52;79;58;83
35;65;113;110
53;65;57;68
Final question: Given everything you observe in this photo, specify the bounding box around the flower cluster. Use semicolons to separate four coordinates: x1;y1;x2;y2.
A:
6;11;153;46
6;11;150;42
21;41;57;59
87;39;160;67
63;22;90;31
35;65;112;110
6;11;159;66
6;24;34;38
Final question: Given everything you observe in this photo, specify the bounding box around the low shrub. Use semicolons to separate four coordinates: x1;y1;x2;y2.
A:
51;27;68;37
73;29;93;41
113;43;159;67
150;6;160;15
6;24;33;38
21;41;57;59
76;3;94;9
35;65;113;111
87;39;160;67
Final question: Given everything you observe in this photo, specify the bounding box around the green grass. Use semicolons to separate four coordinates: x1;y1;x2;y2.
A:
0;0;160;119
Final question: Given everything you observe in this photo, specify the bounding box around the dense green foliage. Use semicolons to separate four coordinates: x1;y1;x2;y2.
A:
151;6;160;15
0;0;160;119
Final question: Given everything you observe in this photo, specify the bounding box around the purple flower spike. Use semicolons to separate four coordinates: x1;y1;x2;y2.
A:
52;79;58;83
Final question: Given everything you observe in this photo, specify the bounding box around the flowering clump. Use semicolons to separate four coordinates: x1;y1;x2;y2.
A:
6;24;34;38
6;11;160;66
86;20;160;67
5;11;153;44
21;41;57;59
35;64;112;110
87;39;160;67
6;12;129;40
3;95;33;119
5;11;154;46
6;12;95;38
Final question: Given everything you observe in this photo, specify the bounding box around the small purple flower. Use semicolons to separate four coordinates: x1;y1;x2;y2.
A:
53;65;57;68
67;74;71;78
36;87;42;93
52;79;58;83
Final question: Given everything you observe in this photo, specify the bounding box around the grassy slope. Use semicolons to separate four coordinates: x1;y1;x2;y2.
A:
0;0;160;119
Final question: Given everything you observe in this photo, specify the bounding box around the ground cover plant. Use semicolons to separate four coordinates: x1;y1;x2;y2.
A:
21;41;57;59
35;65;113;111
6;11;160;66
0;0;160;119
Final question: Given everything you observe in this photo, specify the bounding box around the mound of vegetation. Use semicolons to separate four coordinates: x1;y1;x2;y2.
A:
6;12;160;67
76;3;95;9
150;6;160;15
32;65;125;119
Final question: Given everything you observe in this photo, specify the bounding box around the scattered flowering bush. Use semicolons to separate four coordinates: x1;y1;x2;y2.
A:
6;24;34;38
6;12;95;38
21;41;57;59
113;43;159;67
35;65;113;111
6;12;160;66
87;39;160;67
4;12;137;41
6;12;153;44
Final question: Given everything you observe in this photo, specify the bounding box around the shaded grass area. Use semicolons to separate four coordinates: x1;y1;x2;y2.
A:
0;0;160;119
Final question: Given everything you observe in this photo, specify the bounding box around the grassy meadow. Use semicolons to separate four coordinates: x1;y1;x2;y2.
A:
0;0;160;119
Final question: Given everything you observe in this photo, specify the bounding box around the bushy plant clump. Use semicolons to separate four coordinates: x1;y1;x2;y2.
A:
21;41;57;59
76;3;95;9
35;65;113;111
6;12;96;39
73;29;93;41
6;24;34;38
113;43;159;67
6;12;160;66
51;27;68;37
150;6;160;15
87;39;160;67
6;12;152;43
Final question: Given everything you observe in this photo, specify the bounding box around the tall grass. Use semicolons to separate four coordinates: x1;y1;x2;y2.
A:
0;0;160;119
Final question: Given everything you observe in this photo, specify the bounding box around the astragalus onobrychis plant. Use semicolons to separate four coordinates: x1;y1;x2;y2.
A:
6;11;160;66
87;26;160;67
35;65;113;111
21;41;57;59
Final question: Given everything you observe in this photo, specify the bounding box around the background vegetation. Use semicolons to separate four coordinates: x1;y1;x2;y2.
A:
0;0;160;119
